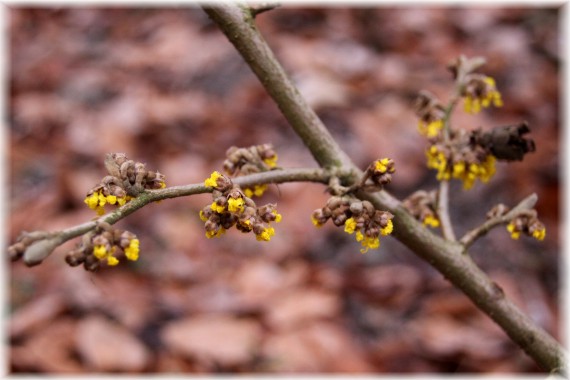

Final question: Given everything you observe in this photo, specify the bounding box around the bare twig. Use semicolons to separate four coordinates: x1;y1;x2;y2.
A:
436;181;456;241
436;95;461;241
459;193;538;248
202;4;566;373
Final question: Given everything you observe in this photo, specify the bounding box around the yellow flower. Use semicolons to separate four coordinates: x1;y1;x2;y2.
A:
125;239;140;261
452;162;465;177
85;193;100;209
93;245;108;259
106;195;117;205
211;201;226;214
263;154;278;168
311;215;324;228
532;228;546;241
374;158;391;174
204;171;222;188
206;228;225;239
423;214;440;228
117;195;131;206
381;219;393;236
426;146;450;181
227;197;245;213
344;217;357;234
464;76;503;114
507;222;520;240
273;210;282;223
357;234;380;254
244;184;268;198
159;181;166;189
256;227;275;241
107;256;119;266
418;119;444;138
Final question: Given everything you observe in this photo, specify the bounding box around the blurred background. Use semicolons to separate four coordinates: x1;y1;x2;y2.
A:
7;6;561;374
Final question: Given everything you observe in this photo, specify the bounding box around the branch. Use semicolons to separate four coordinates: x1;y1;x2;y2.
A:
436;181;456;240
13;167;332;266
201;4;355;173
202;4;566;373
436;96;461;241
459;193;538;248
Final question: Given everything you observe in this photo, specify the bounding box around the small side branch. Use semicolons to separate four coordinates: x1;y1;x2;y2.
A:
437;180;456;241
459;193;538;248
248;2;280;17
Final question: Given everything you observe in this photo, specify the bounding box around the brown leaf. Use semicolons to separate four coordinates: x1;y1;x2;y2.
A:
11;317;83;373
265;288;341;330
9;293;67;338
410;315;507;360
161;315;262;367
262;321;373;372
75;315;150;372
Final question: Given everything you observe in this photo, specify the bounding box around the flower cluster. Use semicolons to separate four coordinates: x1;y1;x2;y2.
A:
507;216;546;241
201;171;282;242
357;157;396;192
84;153;166;215
462;75;503;114
403;190;440;228
65;222;140;271
486;204;546;241
426;139;496;189
223;144;278;198
448;55;503;114
311;196;394;253
414;90;446;138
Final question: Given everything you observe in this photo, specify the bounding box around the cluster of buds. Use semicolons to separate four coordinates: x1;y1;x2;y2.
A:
311;196;394;253
414;91;446;138
359;158;396;189
487;205;546;241
402;190;440;228
426;121;536;190
65;222;140;271
426;130;497;189
448;55;503;114
201;171;282;241
223;144;278;198
84;153;166;215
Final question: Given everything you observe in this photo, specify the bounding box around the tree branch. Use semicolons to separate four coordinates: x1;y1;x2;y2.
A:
460;193;538;248
13;167;333;266
437;181;456;241
202;3;566;373
202;4;355;173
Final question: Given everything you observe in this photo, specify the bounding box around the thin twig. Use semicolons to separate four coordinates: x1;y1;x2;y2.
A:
437;181;456;241
436;96;460;241
459;193;538;248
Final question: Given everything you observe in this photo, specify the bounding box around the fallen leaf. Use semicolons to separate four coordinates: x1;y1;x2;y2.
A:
75;315;150;372
265;287;341;330
161;315;262;367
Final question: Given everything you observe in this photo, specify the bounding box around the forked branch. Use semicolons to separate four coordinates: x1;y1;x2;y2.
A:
202;3;566;373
